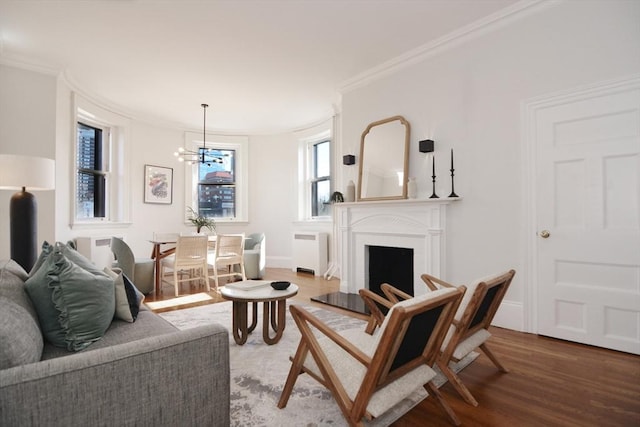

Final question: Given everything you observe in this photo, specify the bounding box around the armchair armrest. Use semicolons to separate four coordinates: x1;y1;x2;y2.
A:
359;288;393;334
421;273;457;291
0;324;230;427
290;304;370;366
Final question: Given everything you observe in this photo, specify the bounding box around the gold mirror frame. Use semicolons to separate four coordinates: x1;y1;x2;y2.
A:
357;115;410;201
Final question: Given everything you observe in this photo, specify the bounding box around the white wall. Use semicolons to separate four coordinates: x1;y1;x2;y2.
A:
339;0;640;329
0;64;57;260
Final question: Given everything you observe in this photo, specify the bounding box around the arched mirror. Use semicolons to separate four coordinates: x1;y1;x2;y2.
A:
357;115;410;201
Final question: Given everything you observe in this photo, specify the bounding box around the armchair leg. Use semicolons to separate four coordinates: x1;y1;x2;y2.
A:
437;360;479;406
480;343;509;373
278;343;309;409
425;381;460;426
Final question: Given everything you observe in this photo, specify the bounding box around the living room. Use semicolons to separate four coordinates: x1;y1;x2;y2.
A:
0;0;639;425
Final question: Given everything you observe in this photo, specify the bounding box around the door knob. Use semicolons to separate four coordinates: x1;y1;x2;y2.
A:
539;230;550;238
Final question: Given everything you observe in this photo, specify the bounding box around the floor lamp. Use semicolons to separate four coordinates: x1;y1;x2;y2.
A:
0;155;55;272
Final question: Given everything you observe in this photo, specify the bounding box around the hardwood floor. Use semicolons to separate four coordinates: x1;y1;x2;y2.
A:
145;268;640;426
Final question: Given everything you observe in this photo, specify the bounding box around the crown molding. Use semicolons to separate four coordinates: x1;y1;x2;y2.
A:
0;53;59;76
338;0;562;94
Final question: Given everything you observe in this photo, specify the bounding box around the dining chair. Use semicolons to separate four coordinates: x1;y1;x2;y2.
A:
110;237;155;294
278;287;464;426
208;234;246;292
160;234;210;297
361;269;516;407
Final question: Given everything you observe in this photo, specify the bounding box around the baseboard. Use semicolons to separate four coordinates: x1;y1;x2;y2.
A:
265;256;291;270
492;299;524;332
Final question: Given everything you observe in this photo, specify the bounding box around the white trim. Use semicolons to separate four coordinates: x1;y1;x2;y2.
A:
295;119;334;222
492;300;524;331
70;93;132;229
339;0;558;93
521;73;640;334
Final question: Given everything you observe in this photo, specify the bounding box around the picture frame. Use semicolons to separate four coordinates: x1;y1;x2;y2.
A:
144;164;173;204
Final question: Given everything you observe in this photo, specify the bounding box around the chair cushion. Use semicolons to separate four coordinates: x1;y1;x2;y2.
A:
303;328;436;418
25;246;116;351
453;270;510;321
452;329;491;360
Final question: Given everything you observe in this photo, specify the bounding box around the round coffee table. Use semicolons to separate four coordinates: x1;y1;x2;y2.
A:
220;281;299;345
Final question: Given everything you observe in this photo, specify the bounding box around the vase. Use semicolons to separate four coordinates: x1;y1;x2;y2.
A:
407;177;417;199
345;180;356;202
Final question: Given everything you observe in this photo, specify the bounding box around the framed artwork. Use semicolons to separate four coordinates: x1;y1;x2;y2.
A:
144;164;173;204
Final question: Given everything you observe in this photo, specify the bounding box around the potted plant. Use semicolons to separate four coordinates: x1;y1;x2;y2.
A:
187;207;216;234
330;191;344;203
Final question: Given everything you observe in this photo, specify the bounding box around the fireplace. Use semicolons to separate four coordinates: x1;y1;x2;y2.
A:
367;245;414;297
312;198;458;314
338;198;456;297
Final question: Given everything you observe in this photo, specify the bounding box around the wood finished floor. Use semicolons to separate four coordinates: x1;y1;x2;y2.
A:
145;268;640;427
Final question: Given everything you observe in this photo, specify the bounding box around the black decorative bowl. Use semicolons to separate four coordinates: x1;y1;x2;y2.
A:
270;281;291;290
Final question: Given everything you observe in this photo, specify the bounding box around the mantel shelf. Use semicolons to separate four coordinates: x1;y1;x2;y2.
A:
335;197;462;208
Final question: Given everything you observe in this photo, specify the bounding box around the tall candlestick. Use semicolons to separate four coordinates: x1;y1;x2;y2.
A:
448;148;458;198
430;155;439;199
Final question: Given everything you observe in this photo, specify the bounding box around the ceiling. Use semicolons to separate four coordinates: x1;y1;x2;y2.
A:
0;0;520;134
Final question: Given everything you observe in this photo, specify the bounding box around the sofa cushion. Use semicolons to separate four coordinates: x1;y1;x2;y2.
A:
40;308;178;360
25;247;116;351
0;298;44;369
0;260;43;369
105;268;145;323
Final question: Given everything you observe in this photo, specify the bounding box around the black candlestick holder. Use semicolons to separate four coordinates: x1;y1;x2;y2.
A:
448;149;459;198
430;172;439;199
448;167;458;197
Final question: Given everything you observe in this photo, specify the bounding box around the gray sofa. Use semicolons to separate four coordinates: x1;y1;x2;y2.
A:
0;259;230;426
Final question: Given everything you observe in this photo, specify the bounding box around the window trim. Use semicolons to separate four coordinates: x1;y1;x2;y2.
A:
71;94;131;229
182;132;249;224
297;128;332;221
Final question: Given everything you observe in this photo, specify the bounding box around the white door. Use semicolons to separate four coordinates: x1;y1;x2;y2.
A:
535;78;640;355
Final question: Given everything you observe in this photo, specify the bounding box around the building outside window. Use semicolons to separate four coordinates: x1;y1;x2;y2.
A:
197;148;236;218
183;132;248;223
76;122;107;219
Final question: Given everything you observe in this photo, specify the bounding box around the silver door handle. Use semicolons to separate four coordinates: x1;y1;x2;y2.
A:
539;230;550;238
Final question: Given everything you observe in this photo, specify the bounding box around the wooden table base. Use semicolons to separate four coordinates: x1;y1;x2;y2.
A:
231;299;288;345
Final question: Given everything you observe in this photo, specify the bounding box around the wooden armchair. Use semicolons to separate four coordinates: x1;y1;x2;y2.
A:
277;287;464;426
361;269;516;407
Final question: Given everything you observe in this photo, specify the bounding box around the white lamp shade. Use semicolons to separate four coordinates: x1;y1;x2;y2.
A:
0;154;55;191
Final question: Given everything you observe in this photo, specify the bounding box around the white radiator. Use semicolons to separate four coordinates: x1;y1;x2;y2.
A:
75;236;114;269
292;232;328;276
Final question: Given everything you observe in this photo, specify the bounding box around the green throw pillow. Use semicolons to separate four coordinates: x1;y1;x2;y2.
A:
25;247;116;351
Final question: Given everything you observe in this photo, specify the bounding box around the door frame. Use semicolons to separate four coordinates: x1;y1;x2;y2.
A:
521;73;640;335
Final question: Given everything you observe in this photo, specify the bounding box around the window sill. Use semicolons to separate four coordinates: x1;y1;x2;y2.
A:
70;221;133;231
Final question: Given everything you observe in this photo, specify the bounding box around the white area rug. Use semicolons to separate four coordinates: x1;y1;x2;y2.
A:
160;301;475;427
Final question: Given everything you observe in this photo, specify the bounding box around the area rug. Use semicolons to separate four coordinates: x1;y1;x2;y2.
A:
159;301;476;427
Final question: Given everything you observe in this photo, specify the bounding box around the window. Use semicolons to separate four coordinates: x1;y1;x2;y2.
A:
72;93;131;229
295;122;333;221
311;139;331;217
76;122;107;219
197;148;236;218
183;132;248;223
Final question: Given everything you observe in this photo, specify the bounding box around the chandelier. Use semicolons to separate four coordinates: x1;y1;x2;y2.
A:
174;103;224;166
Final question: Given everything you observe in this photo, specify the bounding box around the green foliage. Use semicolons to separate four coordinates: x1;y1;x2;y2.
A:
187;207;216;233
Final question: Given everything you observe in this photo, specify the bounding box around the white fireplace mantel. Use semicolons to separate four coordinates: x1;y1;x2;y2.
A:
334;198;460;296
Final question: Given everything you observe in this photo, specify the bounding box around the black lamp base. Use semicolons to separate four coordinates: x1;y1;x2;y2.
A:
10;188;38;272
